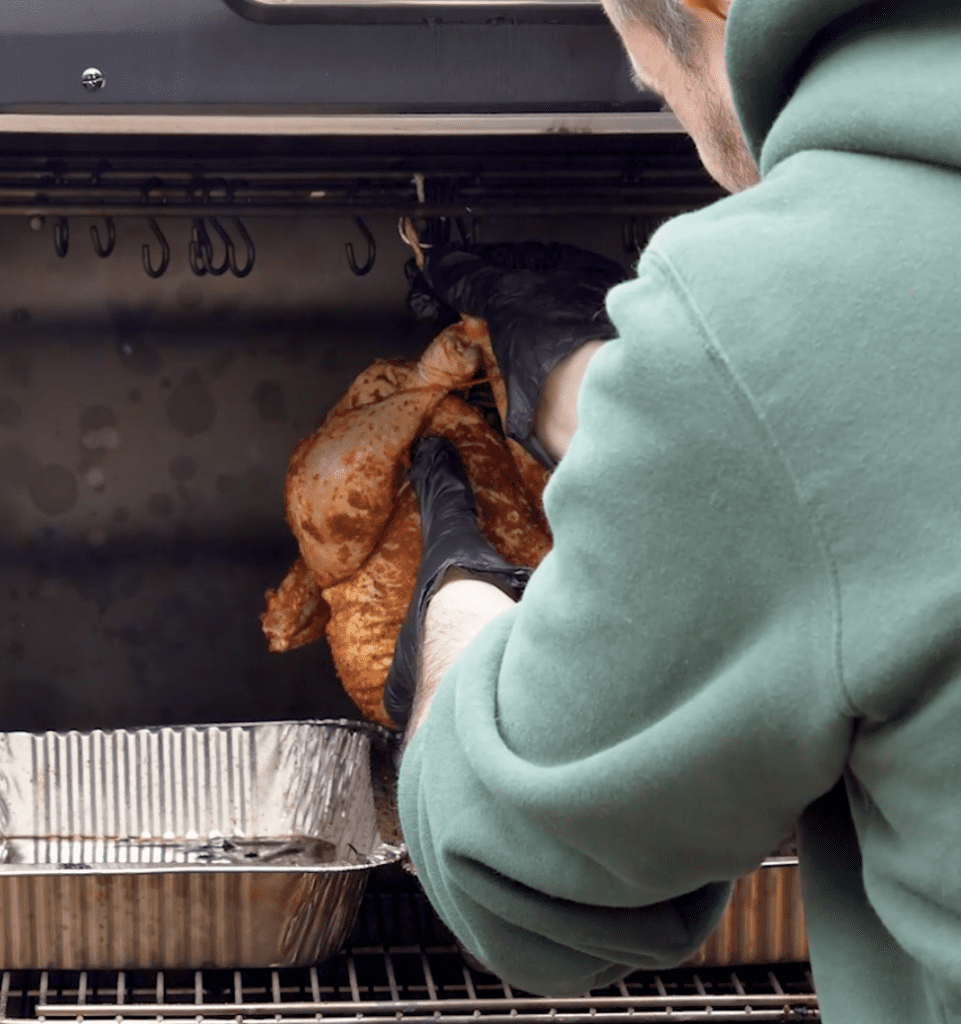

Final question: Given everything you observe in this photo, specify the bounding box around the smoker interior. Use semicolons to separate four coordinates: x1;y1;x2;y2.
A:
0;132;814;1016
0;132;723;731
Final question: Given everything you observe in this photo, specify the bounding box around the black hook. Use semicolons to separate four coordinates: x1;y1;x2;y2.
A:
142;217;170;279
203;217;233;277
53;217;69;258
188;218;213;277
90;216;116;258
345;216;376;276
88;164;115;257
624;216;656;257
455;216;481;246
228;218;255;278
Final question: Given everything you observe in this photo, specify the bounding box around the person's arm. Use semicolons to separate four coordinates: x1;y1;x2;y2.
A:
398;256;853;996
533;340;607;465
406;572;515;741
405;342;605;741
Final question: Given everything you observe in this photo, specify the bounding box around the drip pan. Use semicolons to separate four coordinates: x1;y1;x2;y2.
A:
691;858;808;966
0;719;405;970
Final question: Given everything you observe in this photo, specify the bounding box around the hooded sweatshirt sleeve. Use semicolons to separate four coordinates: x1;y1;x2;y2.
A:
397;247;855;996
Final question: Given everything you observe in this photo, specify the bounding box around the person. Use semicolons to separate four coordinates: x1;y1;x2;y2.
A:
385;0;961;1020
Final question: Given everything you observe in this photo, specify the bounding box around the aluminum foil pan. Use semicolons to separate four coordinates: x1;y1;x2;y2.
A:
0;718;405;970
690;858;808;966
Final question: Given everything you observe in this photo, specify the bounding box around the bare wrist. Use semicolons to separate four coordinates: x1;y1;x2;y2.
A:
405;578;515;742
533;339;607;463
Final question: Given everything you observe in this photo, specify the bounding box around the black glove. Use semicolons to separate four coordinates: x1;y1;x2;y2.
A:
383;436;531;730
406;242;629;469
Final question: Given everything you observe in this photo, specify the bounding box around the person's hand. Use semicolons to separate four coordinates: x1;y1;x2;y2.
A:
383;436;531;730
406;242;629;468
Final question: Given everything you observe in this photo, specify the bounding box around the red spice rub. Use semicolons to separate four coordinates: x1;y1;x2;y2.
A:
262;316;552;727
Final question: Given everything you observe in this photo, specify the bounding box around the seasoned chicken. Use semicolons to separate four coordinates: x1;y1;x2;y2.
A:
262;316;552;727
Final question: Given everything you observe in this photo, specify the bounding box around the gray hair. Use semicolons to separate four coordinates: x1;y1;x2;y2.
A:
606;0;701;65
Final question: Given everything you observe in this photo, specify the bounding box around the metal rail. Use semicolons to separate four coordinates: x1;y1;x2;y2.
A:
0;113;684;139
0;182;719;219
0;149;722;222
36;992;819;1016
0;203;707;219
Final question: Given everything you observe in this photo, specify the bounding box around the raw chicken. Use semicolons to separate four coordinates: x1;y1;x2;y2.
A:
262;316;552;727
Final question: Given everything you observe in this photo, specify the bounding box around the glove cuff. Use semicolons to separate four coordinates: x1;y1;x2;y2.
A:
383;437;532;730
413;556;531;633
504;322;618;467
383;558;530;731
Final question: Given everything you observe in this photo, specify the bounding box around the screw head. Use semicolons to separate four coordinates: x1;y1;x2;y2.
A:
81;67;105;92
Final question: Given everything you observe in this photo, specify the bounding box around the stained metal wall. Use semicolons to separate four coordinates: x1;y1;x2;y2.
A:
0;205;634;732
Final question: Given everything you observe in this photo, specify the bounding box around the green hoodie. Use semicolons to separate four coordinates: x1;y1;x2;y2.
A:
399;1;961;1018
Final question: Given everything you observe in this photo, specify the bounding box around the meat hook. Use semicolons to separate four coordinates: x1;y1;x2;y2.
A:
622;216;642;256
53;217;70;258
188;218;214;277
398;217;426;269
345;216;376;276
228;218;255;278
203;217;233;276
455;216;481;245
142;217;170;279
90;216;116;258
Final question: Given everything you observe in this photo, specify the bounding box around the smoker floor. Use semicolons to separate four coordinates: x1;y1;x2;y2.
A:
0;866;818;1022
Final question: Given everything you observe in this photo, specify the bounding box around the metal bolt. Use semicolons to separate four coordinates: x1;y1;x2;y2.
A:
29;215;45;232
82;67;105;92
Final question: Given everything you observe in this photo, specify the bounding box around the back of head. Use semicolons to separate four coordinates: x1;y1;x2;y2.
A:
605;0;727;67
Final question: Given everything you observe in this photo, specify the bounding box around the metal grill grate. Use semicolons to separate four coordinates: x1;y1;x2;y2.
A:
0;878;819;1023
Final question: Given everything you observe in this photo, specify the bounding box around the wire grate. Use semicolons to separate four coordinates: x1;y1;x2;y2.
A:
5;964;822;1023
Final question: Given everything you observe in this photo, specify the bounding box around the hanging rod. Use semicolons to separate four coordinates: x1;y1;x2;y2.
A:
0;202;707;219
